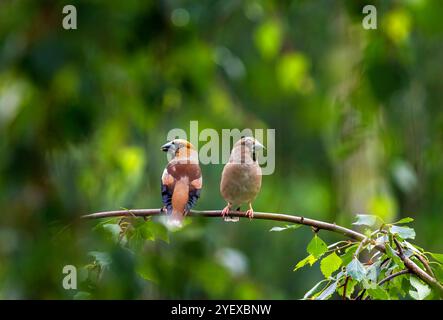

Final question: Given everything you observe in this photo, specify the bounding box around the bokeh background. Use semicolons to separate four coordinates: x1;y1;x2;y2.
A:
1;0;443;299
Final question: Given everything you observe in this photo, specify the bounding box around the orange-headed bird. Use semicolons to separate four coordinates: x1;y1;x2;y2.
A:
161;139;202;227
220;136;264;220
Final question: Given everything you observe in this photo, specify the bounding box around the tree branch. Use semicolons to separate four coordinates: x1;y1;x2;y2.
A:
378;269;411;287
364;270;411;300
81;208;443;297
414;254;435;278
83;209;365;240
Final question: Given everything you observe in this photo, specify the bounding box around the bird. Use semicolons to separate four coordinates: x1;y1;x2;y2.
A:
160;139;202;227
220;136;264;221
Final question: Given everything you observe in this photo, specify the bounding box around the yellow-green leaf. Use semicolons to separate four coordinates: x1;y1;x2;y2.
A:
393;217;414;224
320;252;342;278
294;254;317;271
429;253;443;264
368;287;389;300
386;244;405;268
307;235;328;258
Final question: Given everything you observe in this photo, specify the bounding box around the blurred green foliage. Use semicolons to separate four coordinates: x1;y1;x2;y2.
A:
1;0;443;299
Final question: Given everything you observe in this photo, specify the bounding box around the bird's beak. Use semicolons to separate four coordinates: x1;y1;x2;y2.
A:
254;141;266;150
161;141;173;152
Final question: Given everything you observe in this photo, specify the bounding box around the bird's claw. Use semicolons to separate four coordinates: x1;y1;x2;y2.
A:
222;205;239;222
221;206;231;218
246;209;254;220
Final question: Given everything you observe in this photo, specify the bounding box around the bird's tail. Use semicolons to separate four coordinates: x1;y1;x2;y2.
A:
167;180;189;229
168;209;184;228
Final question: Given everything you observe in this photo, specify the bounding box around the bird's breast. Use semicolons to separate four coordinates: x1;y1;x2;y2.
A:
220;163;262;204
167;162;201;181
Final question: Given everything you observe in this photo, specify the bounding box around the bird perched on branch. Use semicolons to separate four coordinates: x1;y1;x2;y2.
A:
220;136;264;221
161;139;202;227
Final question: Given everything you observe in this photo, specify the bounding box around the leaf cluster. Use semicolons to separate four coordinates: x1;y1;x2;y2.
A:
287;215;443;300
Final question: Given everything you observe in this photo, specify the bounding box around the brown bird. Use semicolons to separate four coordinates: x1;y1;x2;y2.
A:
161;139;202;227
220;136;264;220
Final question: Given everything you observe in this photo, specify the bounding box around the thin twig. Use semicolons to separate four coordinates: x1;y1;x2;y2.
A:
393;237;405;258
326;241;355;255
354;237;368;258
414;254;435;278
82;209;365;241
380;257;390;267
378;269;410;286
342;276;350;300
356;289;366;300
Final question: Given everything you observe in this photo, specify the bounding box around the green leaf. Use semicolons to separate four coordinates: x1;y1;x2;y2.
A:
366;261;381;283
102;223;122;242
293;254;317;271
269;224;301;232
316;281;337;300
385;244;405;268
362;278;377;289
367;287;389;300
429;253;443;264
390;273;408;298
340;244;358;265
149;222;170;243
393;217;414;224
409;276;431;300
346;258;367;281
127;225;150;250
390;225;416;239
352;214;377;227
138;222;154;240
320;252;342;278
307;235;328;258
432;264;443;283
336;278;357;299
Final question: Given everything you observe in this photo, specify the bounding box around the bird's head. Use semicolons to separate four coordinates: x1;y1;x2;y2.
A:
232;136;265;162
161;139;196;158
